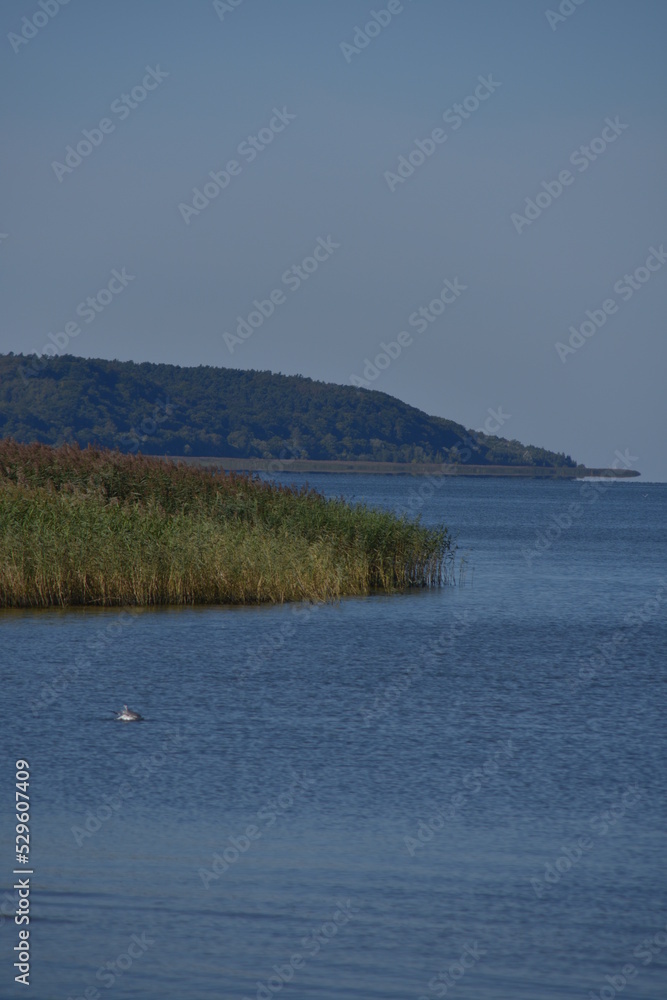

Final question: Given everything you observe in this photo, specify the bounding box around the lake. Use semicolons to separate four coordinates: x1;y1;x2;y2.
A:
2;475;666;999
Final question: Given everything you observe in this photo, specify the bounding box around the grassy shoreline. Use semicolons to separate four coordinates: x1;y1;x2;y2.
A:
174;457;640;478
0;441;453;608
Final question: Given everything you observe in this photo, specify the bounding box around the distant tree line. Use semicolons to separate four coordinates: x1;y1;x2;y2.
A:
0;353;576;467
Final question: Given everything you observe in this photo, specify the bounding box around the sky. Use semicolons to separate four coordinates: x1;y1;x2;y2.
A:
1;0;666;478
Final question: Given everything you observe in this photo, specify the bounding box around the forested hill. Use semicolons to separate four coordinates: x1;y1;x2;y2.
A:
0;353;576;467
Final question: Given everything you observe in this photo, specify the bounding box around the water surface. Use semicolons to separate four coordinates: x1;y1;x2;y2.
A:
1;476;666;999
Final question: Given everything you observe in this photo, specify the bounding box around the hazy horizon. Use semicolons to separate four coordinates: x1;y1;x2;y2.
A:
2;0;666;478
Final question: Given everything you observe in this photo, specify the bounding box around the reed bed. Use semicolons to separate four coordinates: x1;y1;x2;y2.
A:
0;440;454;608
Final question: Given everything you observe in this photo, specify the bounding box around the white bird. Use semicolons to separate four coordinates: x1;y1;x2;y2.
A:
115;704;143;722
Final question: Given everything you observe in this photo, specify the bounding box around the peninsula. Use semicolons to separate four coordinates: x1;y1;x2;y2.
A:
0;353;636;476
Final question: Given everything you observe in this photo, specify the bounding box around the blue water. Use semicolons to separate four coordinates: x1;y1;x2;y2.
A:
1;476;666;1000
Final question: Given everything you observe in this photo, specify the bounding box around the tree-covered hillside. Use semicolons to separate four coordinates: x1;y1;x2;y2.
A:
0;353;576;467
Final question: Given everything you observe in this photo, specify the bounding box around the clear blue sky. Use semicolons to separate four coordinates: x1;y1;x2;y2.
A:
1;0;666;477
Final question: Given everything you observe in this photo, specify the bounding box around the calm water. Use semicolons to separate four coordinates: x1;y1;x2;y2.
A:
1;476;666;1000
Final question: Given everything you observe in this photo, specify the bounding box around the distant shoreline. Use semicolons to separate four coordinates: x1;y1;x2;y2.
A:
169;457;640;479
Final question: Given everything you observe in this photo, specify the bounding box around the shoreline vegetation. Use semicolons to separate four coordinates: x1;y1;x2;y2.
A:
176;457;640;478
0;440;454;609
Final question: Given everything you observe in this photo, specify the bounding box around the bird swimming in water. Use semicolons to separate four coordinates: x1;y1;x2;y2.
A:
115;704;143;722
